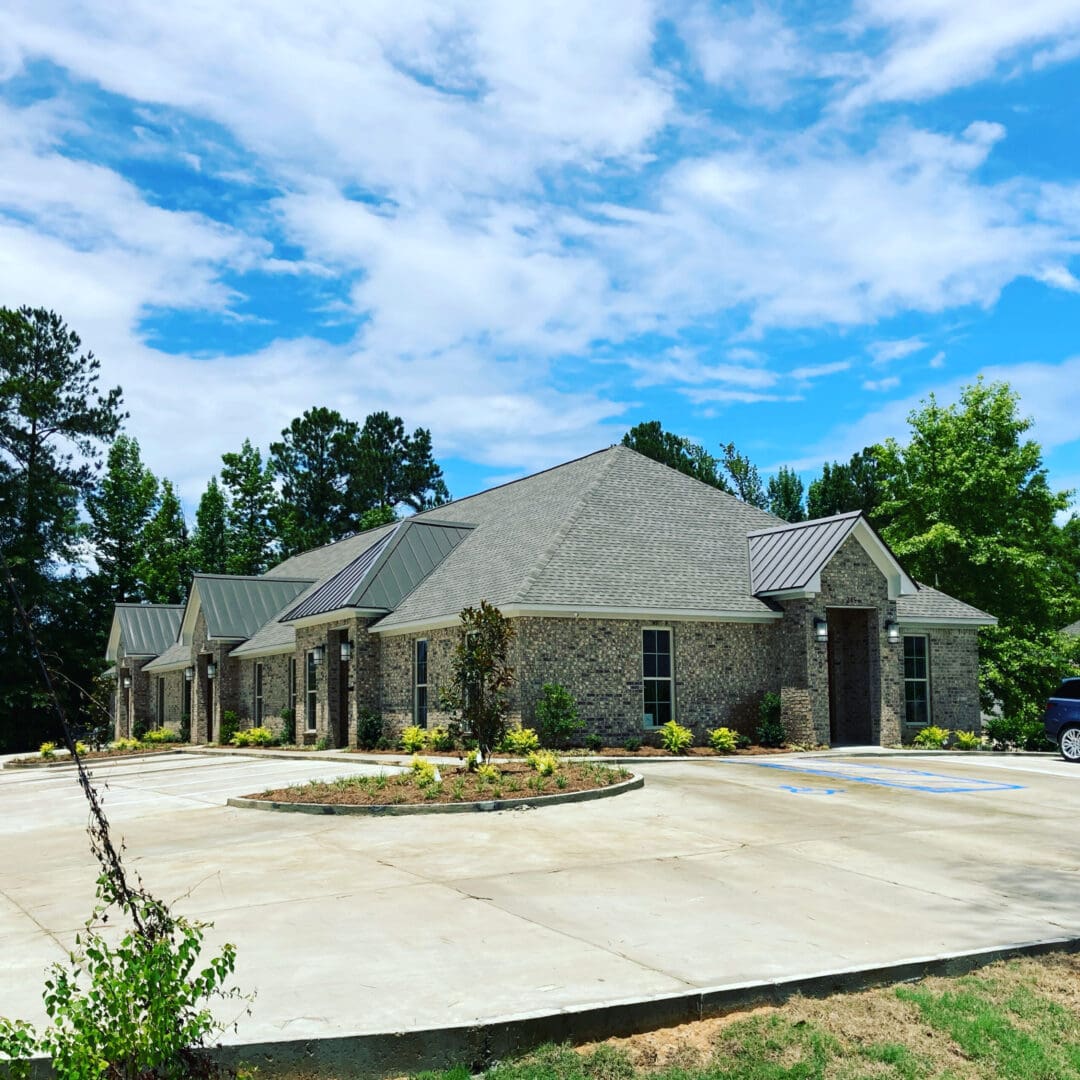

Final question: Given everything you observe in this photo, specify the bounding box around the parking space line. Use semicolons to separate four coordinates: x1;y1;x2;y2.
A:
720;759;1024;793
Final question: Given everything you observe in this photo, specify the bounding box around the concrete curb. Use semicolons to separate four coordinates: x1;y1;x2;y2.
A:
226;773;643;815
2;749;184;771
209;935;1080;1078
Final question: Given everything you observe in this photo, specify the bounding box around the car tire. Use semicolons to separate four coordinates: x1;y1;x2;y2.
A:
1061;725;1080;763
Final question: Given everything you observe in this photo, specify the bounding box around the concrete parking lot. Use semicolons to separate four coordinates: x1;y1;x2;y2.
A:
0;750;1077;1045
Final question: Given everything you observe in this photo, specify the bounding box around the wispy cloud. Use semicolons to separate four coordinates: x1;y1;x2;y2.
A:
789;360;852;381
863;375;902;392
868;337;927;364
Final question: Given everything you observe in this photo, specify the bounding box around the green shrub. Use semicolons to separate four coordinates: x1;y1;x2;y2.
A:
476;762;500;784
39;742;56;760
623;737;642;752
736;732;752;750
984;714;1052;751
912;725;949;749
143;728;180;744
659;720;693;754
410;756;439;786
428;725;456;752
756;692;785;747
110;738;141;753
279;707;296;746
74;741;89;757
464;748;480;772
709;726;738;753
315;736;330;751
534;683;584;749
132;718;148;741
526;750;560;776
232;726;276;747
953;729;982;751
584;733;603;752
503;726;540;754
399;725;427;753
219;711;240;746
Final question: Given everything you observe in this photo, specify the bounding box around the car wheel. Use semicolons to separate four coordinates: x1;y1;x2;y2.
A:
1061;726;1080;763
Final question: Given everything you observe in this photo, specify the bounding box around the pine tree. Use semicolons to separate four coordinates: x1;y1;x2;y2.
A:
190;477;229;574
138;479;192;603
767;467;805;522
220;440;275;575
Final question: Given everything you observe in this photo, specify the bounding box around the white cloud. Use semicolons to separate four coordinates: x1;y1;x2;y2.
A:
929;350;947;368
862;375;901;391
842;0;1080;110
620;350;778;389
789;360;852;380
1034;264;1080;292
868;336;927;364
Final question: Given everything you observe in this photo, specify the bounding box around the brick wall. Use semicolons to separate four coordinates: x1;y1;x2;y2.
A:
898;626;981;735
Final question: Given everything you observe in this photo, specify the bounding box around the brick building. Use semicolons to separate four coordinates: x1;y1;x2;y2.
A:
106;446;995;747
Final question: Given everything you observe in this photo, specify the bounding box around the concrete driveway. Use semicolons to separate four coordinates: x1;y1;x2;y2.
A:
0;750;1077;1045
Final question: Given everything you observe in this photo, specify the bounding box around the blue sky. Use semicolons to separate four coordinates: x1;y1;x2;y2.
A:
2;1;1080;515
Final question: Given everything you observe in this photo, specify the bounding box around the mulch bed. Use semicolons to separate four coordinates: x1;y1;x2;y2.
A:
6;746;185;767
244;760;632;806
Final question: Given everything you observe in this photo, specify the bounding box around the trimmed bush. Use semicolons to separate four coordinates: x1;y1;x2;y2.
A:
111;738;141;752
985;714;1052;751
953;729;982;751
526;750;560;776
912;725;949;749
503;727;540;754
143;728;180;744
399;725;427;753
219;711;240;746
279;707;296;746
709;727;738;753
756;692;785;747
534;683;584;749
428;725;457;752
232;726;276;747
410;756;440;786
39;742;56;760
659;720;693;754
584;733;603;752
355;707;381;750
623;737;642;752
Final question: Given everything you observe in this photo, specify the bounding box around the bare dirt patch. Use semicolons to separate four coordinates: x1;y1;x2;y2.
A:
244;760;632;806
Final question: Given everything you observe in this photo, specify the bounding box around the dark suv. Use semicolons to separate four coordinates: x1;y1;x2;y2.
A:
1045;677;1080;762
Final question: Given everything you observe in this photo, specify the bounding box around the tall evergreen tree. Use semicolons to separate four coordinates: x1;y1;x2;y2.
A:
137;479;192;603
806;449;884;519
269;407;361;555
721;443;767;508
86;435;158;603
0;307;124;750
190;477;229;574
767;467;805;522
621;421;730;491
353;411;449;513
220;440;275;575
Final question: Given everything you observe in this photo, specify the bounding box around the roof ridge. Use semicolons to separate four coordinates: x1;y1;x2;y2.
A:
194;573;316;583
512;447;622;605
747;509;862;538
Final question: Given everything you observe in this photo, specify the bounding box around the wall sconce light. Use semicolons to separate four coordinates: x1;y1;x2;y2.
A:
340;641;352;663
206;662;217;680
813;617;828;643
312;645;325;666
122;675;132;688
885;619;901;645
184;667;194;682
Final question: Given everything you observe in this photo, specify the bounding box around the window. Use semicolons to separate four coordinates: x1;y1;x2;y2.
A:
156;677;165;728
288;657;297;716
903;635;930;726
414;639;429;728
182;673;192;721
253;663;264;724
305;651;318;732
642;628;673;727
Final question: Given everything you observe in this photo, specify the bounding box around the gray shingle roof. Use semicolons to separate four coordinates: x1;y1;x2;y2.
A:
143;641;192;673
283;519;474;621
897;584;996;624
748;511;863;594
194;575;314;640
112;604;184;657
374;446;787;630
1063;619;1080;637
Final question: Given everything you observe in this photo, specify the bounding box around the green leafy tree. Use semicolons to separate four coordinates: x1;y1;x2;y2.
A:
621;421;730;491
137;480;192;604
269;407;362;555
190;477;229;574
877;378;1076;723
721;443;767;508
86;435;158;603
767;466;805;522
439;601;515;760
353;411;449;514
220;440;275;576
534;682;584;749
0;307;123;751
806;448;884;519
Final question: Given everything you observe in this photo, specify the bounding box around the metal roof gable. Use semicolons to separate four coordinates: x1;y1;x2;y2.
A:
106;604;184;661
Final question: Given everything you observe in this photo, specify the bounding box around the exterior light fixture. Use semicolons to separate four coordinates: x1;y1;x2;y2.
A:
340;641;352;663
813;617;828;643
312;645;326;666
122;675;132;688
885;619;901;645
206;662;217;680
184;666;194;682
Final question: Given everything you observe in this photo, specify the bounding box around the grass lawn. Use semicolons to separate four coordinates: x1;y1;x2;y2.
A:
419;953;1080;1080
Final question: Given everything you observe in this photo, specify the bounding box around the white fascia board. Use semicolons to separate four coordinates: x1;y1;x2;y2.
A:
755;589;817;600
229;643;295;660
285;608;387;631
179;588;201;645
852;518;917;598
143;658;191;674
371;604;783;637
899;616;998;628
105;617;122;662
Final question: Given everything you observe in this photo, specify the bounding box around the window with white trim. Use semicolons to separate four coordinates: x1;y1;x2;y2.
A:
903;634;930;726
414;639;429;728
305;651;318;732
156;677;165;728
253;662;264;725
642;628;673;727
288;657;297;717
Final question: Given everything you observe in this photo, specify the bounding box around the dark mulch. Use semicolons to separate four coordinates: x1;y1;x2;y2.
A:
8;746;184;767
245;760;632;805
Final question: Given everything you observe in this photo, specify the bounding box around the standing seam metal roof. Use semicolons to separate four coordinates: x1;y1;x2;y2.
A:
748;511;863;594
194;575;314;639
115;604;184;656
